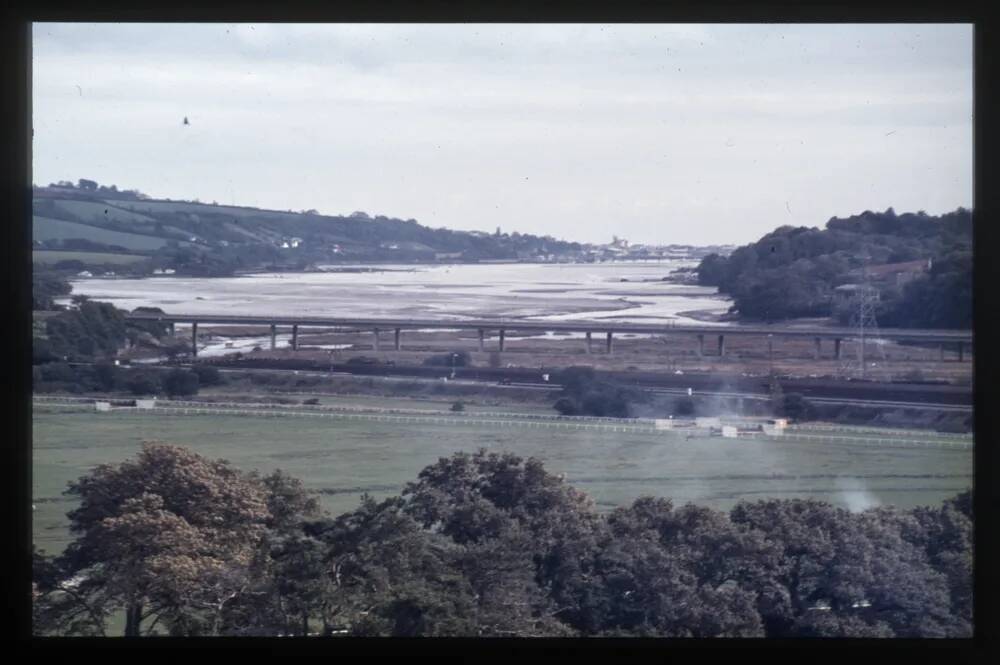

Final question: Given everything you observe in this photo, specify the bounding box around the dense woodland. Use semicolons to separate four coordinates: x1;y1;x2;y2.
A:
696;208;972;328
32;445;972;638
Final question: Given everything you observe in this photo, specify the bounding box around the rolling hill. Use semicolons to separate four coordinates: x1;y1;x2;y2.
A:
32;182;587;276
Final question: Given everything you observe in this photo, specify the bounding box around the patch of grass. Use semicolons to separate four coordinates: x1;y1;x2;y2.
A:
32;250;149;265
33;216;169;251
33;409;972;556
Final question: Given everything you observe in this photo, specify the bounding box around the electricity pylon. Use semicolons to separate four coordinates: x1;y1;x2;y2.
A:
839;253;888;381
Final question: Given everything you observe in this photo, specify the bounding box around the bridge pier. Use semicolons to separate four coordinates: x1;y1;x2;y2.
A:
191;322;198;357
291;325;298;350
585;331;592;354
717;334;725;357
697;334;704;357
768;335;774;358
395;328;401;351
499;329;505;352
168;322;175;337
373;328;380;352
478;329;485;352
834;338;842;360
814;337;822;360
606;332;614;354
940;343;946;361
270;324;277;350
959;341;965;362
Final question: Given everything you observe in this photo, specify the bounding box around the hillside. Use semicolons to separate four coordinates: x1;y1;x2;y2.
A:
695;207;972;329
32;180;587;276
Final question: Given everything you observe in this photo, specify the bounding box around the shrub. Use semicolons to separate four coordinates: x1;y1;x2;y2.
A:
192;364;225;386
780;393;815;421
450;401;465;412
674;396;696;416
553;397;578;416
162;369;199;397
126;371;160;396
92;361;118;392
303;398;320;405
423;352;471;368
40;362;78;384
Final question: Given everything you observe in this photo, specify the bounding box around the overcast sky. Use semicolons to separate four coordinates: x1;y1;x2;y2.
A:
32;23;972;245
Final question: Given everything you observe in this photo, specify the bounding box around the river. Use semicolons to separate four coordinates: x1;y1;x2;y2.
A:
64;261;733;326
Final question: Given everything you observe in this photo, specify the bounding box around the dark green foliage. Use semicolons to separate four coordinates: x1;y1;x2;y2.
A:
674;396;696;416
33;338;60;364
423;351;471;368
125;370;161;396
778;393;815;421
450;401;465;412
697;208;971;326
33;272;72;310
92;361;118;392
879;250;972;328
191;364;225;386
553;397;578;415
127;306;171;340
162;369;199;397
552;366;648;418
44;300;128;360
36;445;973;638
39;362;78;383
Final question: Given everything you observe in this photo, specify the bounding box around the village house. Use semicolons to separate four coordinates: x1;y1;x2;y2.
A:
848;258;931;287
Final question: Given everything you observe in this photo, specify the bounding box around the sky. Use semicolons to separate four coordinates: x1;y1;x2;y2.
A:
31;23;973;246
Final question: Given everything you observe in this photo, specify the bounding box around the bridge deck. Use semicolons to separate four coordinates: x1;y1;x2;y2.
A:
126;313;973;343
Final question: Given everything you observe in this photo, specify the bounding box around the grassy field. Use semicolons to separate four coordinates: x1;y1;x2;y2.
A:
33;216;169;251
32;250;149;265
115;199;302;223
32;408;972;556
51;199;157;225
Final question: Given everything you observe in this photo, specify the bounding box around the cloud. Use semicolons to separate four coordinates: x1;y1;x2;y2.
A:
31;23;972;245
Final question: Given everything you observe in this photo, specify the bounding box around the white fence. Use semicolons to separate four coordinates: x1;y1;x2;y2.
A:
32;395;973;449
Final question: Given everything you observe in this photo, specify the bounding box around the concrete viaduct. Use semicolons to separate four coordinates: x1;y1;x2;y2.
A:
126;312;973;361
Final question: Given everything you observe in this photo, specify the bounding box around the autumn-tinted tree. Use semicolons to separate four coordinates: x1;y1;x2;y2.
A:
59;444;272;636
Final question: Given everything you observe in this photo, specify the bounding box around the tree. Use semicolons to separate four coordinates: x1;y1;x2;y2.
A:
191;364;225;387
779;393;815;421
674;396;695;416
45;300;129;360
729;498;962;637
126;371;161;396
92;361;118;392
57;444;272;636
162;369;199;397
305;495;481;636
401;450;603;633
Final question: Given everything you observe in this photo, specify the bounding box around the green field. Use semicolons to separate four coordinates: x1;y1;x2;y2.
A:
33;216;169;251
32;409;972;555
32;250;149;265
51;199;157;225
115;199;301;223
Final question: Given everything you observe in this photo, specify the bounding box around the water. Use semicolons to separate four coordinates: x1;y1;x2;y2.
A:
62;261;733;326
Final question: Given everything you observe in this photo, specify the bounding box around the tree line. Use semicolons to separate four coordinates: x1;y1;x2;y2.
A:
696;208;972;327
34;445;972;638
